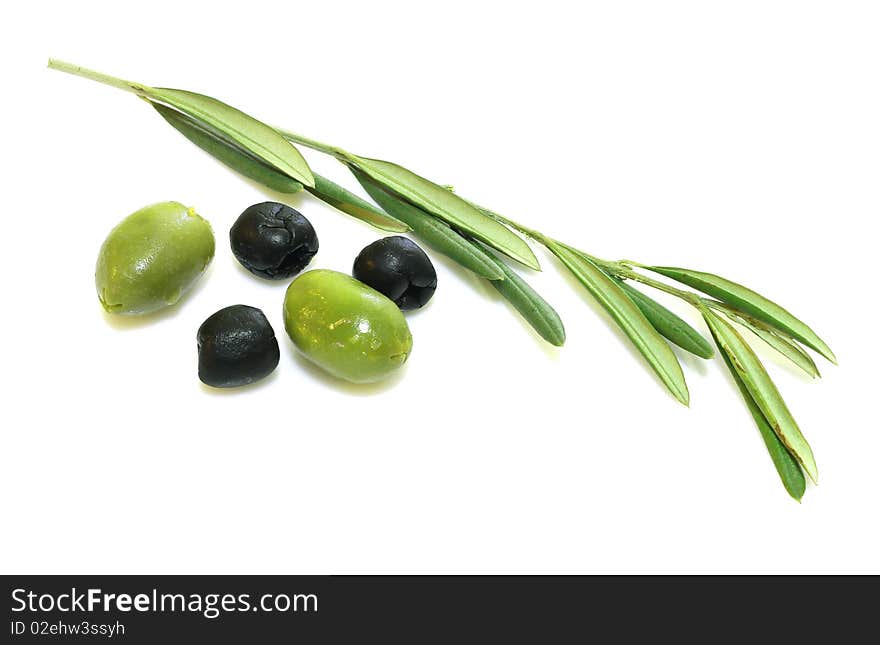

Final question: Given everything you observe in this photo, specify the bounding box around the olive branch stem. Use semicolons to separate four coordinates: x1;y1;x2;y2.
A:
48;59;148;95
274;127;351;162
457;199;705;307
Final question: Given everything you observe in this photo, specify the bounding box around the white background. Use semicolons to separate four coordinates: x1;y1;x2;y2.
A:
2;1;878;574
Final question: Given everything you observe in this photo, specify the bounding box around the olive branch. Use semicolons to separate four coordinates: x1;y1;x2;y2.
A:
48;59;836;500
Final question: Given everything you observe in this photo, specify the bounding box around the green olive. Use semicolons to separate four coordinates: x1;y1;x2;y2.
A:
283;269;413;383
96;201;215;315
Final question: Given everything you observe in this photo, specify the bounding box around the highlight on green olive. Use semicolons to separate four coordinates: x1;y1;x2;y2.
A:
95;201;215;315
283;269;413;383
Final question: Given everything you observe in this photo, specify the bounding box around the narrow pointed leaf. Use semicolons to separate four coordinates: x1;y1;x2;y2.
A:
352;168;504;281
721;309;820;378
153;103;304;194
306;174;409;232
549;244;689;405
615;280;714;359
147;87;315;187
647;265;835;363
348;156;540;270
702;309;818;482
471;240;566;346
717;347;806;501
154;103;406;232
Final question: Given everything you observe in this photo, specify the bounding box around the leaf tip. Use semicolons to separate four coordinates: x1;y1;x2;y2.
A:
669;372;690;407
697;346;715;360
811;337;837;365
297;168;316;189
549;333;566;347
519;250;542;272
674;387;691;407
804;463;818;485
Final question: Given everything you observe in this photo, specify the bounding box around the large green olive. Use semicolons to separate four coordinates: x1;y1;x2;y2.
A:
283;269;413;383
96;201;215;315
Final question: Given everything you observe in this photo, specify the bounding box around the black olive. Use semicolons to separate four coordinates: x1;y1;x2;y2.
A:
353;236;437;310
229;202;318;279
197;305;279;388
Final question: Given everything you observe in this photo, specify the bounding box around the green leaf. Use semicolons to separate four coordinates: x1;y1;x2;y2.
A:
471;240;566;346
647;266;836;363
549;244;689;405
720;308;820;379
702;308;818;482
615;280;714;359
348;156;540;270
716;343;806;501
153;103;304;194
153;103;406;232
306;174;409;233
147;88;315;187
352;168;504;281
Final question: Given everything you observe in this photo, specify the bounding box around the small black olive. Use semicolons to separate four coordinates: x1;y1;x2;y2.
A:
197;305;279;388
353;236;437;310
230;202;318;279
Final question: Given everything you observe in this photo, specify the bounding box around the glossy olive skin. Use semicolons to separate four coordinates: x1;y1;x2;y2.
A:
353;236;437;310
96;201;215;315
197;305;279;388
283;270;413;383
230;202;318;279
